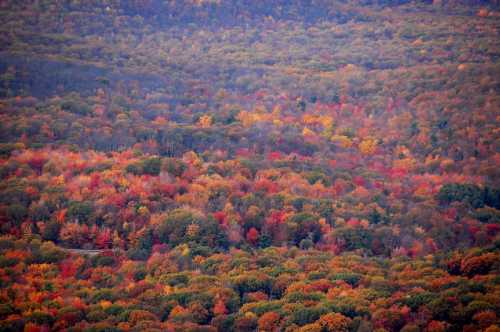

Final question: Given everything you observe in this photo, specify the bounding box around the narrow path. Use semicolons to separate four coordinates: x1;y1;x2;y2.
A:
61;248;105;256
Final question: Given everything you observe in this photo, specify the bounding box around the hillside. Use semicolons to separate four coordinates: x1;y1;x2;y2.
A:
0;1;499;331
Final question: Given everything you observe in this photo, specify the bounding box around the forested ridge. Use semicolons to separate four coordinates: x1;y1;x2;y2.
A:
0;1;499;331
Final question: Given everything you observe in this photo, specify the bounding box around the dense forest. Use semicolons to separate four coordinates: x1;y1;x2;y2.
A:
0;1;499;331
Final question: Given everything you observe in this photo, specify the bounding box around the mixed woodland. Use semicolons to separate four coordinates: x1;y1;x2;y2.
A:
0;1;499;331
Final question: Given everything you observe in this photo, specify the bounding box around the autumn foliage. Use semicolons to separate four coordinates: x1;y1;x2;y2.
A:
0;0;499;331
